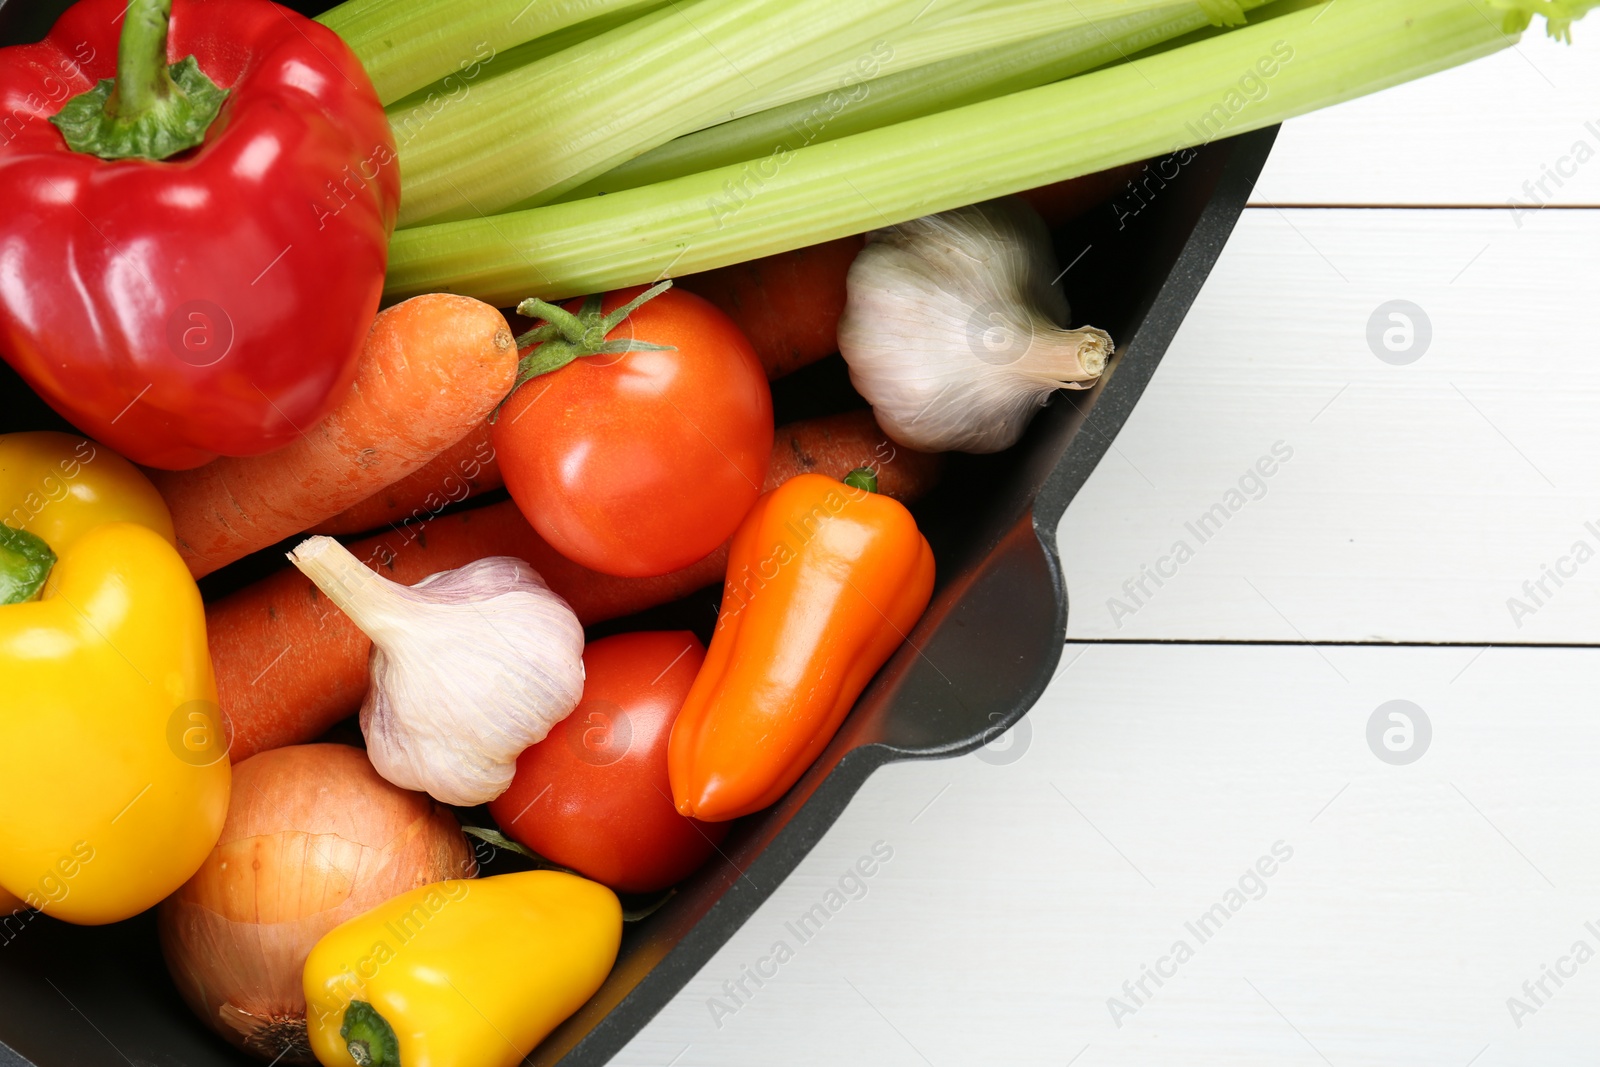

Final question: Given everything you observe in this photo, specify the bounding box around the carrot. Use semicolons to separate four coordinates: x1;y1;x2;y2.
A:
212;409;941;762
315;243;868;537
764;409;941;497
211;500;694;763
310;423;498;536
1014;162;1146;228
150;295;517;578
677;235;863;380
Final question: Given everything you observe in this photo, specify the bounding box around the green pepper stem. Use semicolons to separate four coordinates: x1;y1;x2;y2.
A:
341;1001;400;1067
110;0;178;120
0;526;56;606
50;0;229;161
843;467;879;494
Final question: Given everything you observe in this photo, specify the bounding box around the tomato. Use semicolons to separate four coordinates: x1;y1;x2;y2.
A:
488;631;729;894
492;284;773;578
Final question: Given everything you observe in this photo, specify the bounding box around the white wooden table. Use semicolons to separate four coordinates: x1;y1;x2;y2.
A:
617;31;1600;1067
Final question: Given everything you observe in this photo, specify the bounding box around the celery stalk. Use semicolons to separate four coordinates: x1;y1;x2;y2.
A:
1485;0;1600;39
726;0;1250;123
391;0;988;227
315;0;661;106
391;0;1246;225
383;0;671;120
384;0;1569;306
557;1;1272;202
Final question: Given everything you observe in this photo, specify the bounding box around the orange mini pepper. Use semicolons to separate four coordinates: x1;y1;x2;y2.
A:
668;470;935;821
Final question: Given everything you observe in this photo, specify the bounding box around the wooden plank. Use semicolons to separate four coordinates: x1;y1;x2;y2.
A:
1252;32;1600;208
614;643;1600;1066
1059;207;1600;643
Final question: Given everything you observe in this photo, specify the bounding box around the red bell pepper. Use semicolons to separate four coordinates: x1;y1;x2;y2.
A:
0;0;398;469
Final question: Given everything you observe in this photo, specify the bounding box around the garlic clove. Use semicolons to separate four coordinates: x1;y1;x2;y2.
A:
288;537;585;807
838;197;1113;455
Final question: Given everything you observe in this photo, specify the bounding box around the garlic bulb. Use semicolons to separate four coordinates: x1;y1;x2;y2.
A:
837;197;1113;454
288;537;585;806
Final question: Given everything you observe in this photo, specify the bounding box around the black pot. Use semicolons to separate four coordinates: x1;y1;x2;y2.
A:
0;2;1277;1063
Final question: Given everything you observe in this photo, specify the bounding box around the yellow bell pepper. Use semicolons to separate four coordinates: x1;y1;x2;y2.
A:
0;431;174;555
303;871;622;1067
0;885;22;916
0;432;229;925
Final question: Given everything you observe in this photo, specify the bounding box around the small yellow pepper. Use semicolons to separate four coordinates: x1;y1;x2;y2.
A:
0;432;229;924
303;871;621;1067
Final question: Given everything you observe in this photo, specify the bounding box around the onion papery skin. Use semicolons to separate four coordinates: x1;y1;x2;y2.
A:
158;744;473;1064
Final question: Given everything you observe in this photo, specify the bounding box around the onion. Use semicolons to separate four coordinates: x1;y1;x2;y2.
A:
158;744;473;1064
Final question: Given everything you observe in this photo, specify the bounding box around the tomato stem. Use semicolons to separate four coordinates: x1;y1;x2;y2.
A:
516;299;589;346
620;887;676;922
505;281;677;395
458;825;580;875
